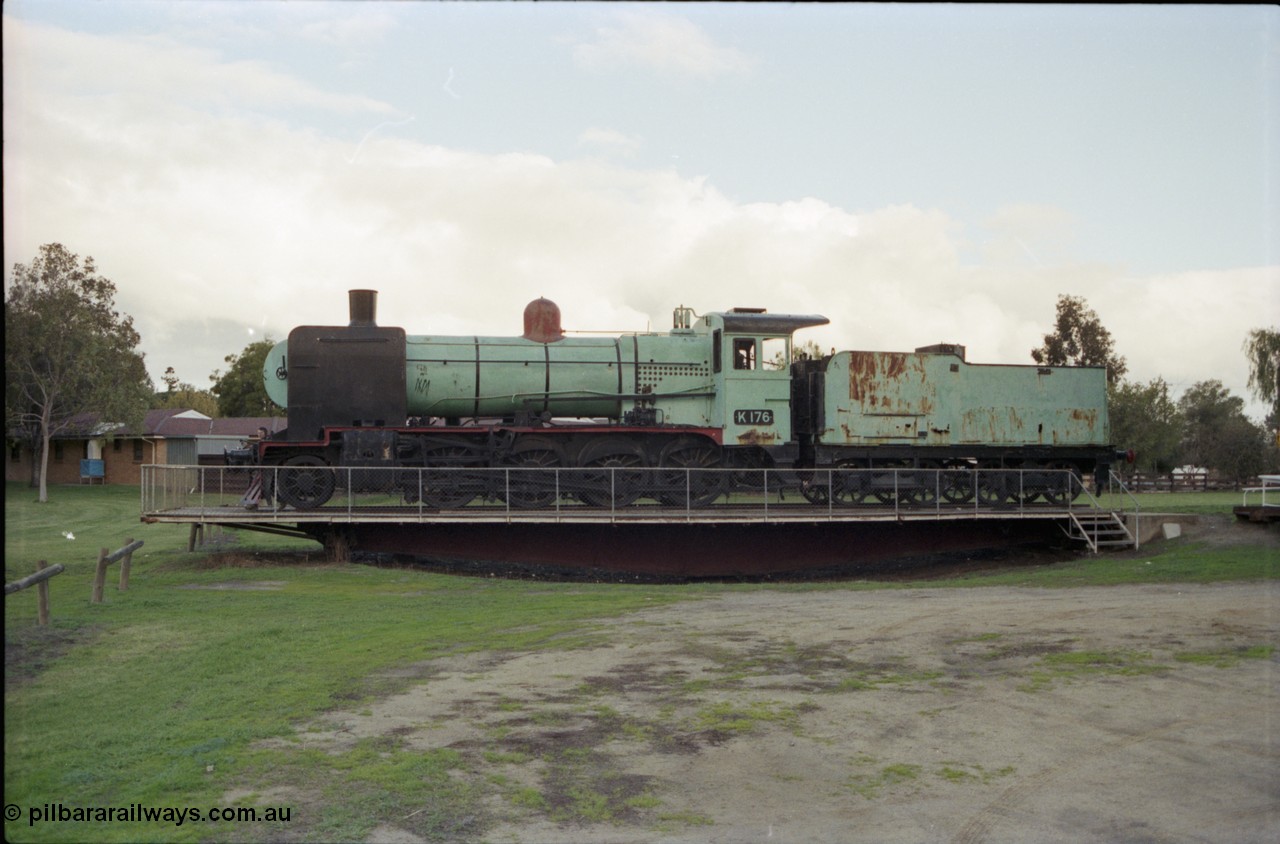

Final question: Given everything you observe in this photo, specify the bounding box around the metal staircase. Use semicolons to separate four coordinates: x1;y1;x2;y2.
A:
1067;510;1136;553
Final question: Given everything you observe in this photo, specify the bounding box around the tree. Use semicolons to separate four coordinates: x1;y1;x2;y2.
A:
1031;294;1127;384
1108;377;1182;475
1243;327;1280;427
210;338;277;417
152;367;220;417
5;243;152;501
769;339;828;369
1177;380;1274;485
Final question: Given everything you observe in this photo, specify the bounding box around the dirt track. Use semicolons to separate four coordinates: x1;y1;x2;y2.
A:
274;524;1280;843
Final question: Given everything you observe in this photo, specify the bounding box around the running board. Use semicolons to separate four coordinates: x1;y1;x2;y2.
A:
1065;511;1136;552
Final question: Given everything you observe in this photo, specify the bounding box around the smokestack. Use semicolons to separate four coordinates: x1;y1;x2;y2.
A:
349;289;377;327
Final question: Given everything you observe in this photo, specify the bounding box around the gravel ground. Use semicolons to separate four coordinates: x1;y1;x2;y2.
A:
279;520;1280;843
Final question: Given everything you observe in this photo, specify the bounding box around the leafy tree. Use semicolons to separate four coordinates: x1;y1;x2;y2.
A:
769;339;828;369
1108;377;1182;475
1243;327;1280;427
1031;294;1127;384
5;243;152;501
1177;380;1274;484
152;367;219;417
210;338;277;417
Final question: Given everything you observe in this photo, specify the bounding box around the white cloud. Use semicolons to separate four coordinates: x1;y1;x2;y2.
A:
296;8;397;48
577;127;643;158
572;10;754;77
6;16;1275;422
2;18;398;117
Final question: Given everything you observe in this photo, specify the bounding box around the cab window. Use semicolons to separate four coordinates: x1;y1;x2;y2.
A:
732;338;756;370
762;337;789;370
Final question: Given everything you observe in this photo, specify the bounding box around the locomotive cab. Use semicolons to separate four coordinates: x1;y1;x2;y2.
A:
703;310;830;455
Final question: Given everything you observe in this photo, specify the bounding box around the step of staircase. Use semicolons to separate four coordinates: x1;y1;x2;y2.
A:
1068;511;1136;550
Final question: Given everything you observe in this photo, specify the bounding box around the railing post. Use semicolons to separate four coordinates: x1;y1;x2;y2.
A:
828;469;834;520
685;469;692;523
763;469;769;522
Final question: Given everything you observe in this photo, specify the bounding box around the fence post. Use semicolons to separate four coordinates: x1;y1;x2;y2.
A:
119;536;134;591
36;560;50;626
92;548;109;604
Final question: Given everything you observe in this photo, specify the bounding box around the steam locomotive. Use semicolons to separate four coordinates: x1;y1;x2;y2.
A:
236;290;1117;509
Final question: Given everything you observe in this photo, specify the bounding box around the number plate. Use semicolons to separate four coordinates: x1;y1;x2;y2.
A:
733;409;774;426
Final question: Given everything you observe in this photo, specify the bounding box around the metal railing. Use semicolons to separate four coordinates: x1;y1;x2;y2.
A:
1241;474;1280;509
142;464;1110;525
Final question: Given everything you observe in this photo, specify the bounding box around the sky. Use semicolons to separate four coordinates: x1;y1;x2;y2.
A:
4;2;1278;421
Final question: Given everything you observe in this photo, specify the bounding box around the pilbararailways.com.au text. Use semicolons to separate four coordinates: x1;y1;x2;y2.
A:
7;802;292;827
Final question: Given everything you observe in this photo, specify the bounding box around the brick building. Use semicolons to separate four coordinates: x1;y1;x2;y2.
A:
6;409;285;486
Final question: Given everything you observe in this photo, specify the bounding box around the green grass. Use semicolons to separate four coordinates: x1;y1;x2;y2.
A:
1121;490;1256;515
1019;650;1166;692
1173;644;1275;668
3;483;699;842
4;482;1276;842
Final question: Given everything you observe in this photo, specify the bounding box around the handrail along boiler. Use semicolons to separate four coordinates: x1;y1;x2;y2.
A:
230;290;1120;510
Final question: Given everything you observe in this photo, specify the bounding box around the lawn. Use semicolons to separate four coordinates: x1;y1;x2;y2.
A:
3;481;1274;842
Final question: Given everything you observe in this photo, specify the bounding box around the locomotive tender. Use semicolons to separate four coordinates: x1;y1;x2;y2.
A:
242;290;1116;509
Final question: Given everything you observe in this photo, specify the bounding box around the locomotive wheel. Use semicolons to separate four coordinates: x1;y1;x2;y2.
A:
418;445;483;509
657;437;726;507
1040;461;1083;506
502;436;565;509
276;455;336;509
575;439;646;508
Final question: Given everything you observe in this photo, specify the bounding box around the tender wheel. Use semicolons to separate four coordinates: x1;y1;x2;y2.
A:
799;469;834;505
898;462;941;507
657;437;726;507
976;467;1013;508
501;436;565;509
801;467;867;506
276;455;336;509
940;463;975;504
1041;461;1083;506
869;461;910;505
575;439;646;508
831;467;870;506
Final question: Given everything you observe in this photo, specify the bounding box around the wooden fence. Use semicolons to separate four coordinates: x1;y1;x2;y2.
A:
5;563;66;626
1118;472;1210;492
5;538;146;627
1118;472;1280;492
93;538;144;604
